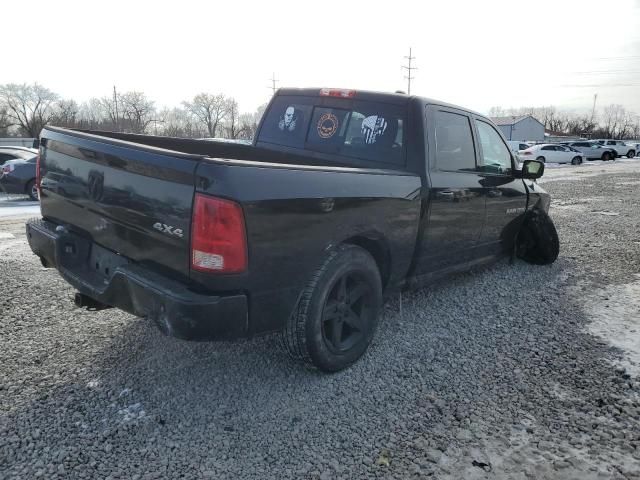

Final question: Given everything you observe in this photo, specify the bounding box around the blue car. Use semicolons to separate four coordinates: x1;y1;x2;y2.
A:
0;148;38;201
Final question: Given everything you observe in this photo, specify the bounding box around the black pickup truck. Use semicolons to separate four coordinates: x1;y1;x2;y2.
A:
27;88;558;372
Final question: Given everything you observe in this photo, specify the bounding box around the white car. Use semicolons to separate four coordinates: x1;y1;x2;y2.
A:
562;141;615;161
507;140;530;155
594;139;636;158
518;144;584;165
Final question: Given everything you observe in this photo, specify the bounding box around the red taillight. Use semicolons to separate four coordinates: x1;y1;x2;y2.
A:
319;88;356;98
523;151;532;155
36;154;41;192
191;194;247;273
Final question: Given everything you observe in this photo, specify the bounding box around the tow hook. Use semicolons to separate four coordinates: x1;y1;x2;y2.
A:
74;293;112;311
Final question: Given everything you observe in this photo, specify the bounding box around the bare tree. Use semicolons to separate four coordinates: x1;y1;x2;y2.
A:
183;93;229;137
157;107;204;138
119;91;155;133
53;99;79;128
99;95;120;128
223;98;242;139
0;83;59;137
0;106;12;136
488;106;506;117
76;98;107;129
236;103;268;140
601;104;627;138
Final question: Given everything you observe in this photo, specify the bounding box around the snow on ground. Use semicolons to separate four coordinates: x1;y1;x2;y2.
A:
585;274;640;376
0;194;40;218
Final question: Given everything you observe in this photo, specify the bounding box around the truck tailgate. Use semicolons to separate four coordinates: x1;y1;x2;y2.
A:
39;128;201;278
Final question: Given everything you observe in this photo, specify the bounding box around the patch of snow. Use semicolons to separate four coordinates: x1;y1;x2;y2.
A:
585;276;640;377
592;211;620;216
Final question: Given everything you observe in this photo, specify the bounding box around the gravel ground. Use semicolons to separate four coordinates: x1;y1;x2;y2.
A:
1;161;640;479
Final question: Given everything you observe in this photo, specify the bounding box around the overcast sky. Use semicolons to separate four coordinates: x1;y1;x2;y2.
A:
3;0;640;115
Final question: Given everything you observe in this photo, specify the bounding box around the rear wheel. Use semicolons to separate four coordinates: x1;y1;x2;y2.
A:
627;150;636;158
26;180;38;201
602;152;612;161
517;210;559;265
536;156;546;163
571;156;581;165
281;244;382;372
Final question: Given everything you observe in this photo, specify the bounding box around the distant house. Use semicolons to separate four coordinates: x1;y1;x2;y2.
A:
490;115;545;142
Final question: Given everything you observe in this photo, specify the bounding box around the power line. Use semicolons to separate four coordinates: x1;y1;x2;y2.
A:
402;48;417;95
268;73;279;96
113;85;119;132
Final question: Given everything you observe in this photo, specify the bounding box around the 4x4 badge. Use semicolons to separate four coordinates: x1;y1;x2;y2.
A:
153;222;184;238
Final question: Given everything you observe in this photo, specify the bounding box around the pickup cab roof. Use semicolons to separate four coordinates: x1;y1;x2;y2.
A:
277;87;486;118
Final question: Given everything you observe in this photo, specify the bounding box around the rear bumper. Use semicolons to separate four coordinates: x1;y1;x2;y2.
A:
26;218;248;340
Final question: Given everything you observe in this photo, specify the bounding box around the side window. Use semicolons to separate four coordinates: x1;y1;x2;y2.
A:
519;143;528;151
541;145;553;151
434;110;476;172
475;120;512;173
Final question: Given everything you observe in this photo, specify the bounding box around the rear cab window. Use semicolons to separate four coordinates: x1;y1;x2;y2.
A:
257;95;406;167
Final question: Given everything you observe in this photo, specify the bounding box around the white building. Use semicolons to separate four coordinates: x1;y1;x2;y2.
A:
490;115;545;142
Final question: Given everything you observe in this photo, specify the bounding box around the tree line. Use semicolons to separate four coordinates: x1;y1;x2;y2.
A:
0;83;267;140
2;82;639;141
488;104;640;139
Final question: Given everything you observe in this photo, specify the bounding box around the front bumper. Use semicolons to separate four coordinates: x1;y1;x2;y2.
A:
26;218;248;340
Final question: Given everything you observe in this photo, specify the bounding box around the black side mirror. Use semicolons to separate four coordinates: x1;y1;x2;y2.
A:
520;159;544;179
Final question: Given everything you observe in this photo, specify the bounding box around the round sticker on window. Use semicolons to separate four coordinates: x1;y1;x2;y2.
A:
317;113;339;139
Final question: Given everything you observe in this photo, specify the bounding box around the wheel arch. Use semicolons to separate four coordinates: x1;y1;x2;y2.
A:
340;234;391;292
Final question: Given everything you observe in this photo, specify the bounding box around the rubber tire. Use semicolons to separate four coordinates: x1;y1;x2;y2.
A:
517;210;559;265
571;156;581;165
26;180;38;201
281;244;382;372
536;156;546;163
602;152;612;161
627;150;636;159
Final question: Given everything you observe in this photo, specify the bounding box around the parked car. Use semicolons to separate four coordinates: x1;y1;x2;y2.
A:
562;141;615;161
0;157;38;200
594;139;636;158
27;88;558;372
0;146;38;164
507;140;530;154
626;141;640;157
519;144;584;164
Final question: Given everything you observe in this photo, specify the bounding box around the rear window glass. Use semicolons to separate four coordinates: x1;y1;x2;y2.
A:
257;97;313;149
258;95;405;165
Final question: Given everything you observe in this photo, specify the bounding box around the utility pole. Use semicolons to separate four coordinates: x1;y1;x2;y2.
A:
268;73;279;96
591;93;598;122
402;48;417;95
113;85;119;132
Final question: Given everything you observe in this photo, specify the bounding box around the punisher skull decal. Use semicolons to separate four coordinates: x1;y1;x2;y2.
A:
278;106;297;132
361;115;388;144
317;113;339;139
